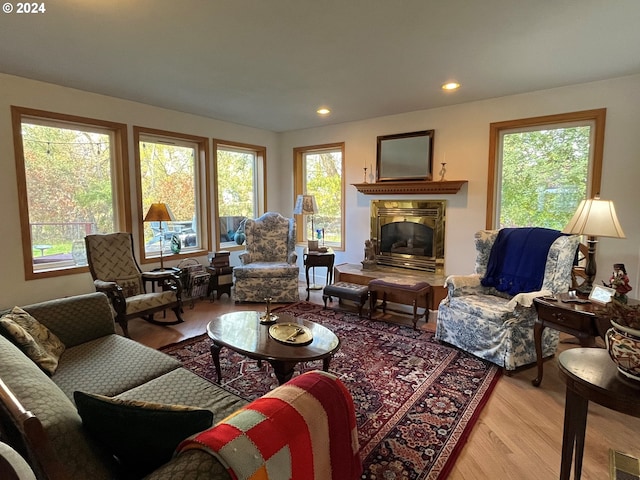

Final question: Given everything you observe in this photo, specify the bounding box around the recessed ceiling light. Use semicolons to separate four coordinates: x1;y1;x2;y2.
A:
317;107;331;115
441;82;461;91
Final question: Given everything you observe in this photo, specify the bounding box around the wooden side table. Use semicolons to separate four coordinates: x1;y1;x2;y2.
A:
206;265;234;300
303;247;334;301
532;296;603;387
532;295;638;387
558;348;640;480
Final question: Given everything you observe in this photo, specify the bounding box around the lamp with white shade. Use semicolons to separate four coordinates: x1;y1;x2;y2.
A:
293;194;319;250
562;196;625;294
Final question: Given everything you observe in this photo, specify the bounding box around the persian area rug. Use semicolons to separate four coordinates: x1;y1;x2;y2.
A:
161;301;501;479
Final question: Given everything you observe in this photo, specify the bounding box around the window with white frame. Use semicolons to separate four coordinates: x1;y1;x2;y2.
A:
214;140;265;249
11;106;130;279
294;143;345;250
487;109;605;230
134;127;209;263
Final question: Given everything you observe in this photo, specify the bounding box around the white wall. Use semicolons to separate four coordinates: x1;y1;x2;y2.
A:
0;73;280;307
2;73;639;307
280;74;640;299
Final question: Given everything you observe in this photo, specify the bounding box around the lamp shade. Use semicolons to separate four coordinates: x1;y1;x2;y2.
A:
562;197;625;238
143;203;175;223
293;194;318;216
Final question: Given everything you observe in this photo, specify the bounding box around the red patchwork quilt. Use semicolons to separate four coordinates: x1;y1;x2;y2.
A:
176;370;361;480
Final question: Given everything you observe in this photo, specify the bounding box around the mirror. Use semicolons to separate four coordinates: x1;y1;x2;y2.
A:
376;130;434;182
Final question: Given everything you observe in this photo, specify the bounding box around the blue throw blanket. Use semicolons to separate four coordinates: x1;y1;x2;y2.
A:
481;228;564;295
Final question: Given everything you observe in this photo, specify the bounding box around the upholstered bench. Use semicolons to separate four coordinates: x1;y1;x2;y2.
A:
368;277;431;329
322;282;369;318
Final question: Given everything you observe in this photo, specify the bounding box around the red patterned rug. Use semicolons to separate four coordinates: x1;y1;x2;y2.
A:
161;301;501;479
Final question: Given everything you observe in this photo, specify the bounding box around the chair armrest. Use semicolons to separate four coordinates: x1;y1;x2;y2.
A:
506;290;551;310
141;271;175;282
239;252;251;265
444;274;485;297
93;279;119;292
288;252;298;264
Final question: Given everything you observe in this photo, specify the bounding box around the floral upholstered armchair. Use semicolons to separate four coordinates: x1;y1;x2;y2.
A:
233;212;300;303
85;232;183;337
436;228;580;371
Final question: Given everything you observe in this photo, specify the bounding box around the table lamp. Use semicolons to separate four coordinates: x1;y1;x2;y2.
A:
562;196;625;295
293;194;319;250
143;203;175;270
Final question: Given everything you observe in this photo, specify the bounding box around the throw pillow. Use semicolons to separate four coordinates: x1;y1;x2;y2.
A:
74;391;214;477
0;307;65;375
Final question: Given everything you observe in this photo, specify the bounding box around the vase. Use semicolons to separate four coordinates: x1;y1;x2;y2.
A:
234;232;246;245
605;320;640;382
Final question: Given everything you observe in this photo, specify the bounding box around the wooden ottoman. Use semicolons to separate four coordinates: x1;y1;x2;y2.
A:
322;282;369;318
368;277;431;329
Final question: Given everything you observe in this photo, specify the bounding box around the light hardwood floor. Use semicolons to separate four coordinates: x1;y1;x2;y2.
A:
130;283;640;480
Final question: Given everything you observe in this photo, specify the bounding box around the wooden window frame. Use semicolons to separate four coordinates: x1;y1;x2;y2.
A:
133;126;211;264
293;142;345;251
11;106;131;280
213;139;266;251
486;108;606;229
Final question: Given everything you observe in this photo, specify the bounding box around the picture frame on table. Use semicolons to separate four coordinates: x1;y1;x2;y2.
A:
588;284;616;305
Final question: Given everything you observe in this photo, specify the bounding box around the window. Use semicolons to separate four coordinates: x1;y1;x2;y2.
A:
11;106;130;279
134;127;209;263
214;140;265;249
487;109;605;229
294;143;345;250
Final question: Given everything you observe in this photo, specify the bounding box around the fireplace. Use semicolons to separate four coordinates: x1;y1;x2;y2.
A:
370;200;445;273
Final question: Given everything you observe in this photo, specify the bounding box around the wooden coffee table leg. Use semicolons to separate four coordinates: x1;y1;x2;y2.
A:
322;356;332;372
210;343;223;383
270;360;297;385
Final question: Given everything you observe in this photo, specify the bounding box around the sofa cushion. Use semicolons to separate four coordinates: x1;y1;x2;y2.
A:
233;262;299;278
53;334;181;400
74;391;214;478
115;368;248;420
0;307;65;375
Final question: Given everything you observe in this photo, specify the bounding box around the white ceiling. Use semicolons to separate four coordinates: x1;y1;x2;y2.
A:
1;0;639;132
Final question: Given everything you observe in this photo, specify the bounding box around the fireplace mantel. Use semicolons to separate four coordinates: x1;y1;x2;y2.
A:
352;180;467;195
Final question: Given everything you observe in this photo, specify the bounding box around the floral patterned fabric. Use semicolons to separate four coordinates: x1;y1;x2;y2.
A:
436;229;580;370
234;212;300;303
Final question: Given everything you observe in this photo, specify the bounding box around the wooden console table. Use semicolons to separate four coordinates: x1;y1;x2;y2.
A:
334;263;446;311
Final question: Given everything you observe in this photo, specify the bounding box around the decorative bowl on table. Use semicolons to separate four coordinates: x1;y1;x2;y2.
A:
606;321;640;381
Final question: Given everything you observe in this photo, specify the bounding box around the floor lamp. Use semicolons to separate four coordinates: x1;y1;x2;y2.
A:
293;194;319;250
562;196;625;295
143;203;175;270
293;194;322;289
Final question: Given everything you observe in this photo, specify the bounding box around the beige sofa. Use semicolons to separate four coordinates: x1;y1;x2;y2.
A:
0;292;359;479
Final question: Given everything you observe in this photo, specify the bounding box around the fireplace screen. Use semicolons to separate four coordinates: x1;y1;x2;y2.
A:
371;200;445;273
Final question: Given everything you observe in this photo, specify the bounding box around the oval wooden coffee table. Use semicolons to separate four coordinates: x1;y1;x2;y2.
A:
207;310;340;385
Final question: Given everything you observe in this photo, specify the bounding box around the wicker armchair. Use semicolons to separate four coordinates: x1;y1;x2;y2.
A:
85;232;183;337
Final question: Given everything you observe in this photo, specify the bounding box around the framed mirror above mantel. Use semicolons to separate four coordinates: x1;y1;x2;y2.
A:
352;180;467;195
